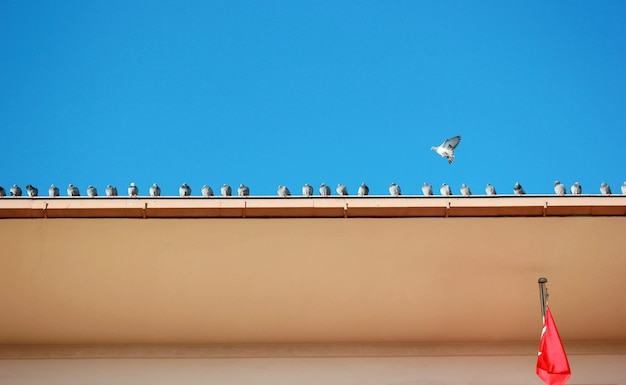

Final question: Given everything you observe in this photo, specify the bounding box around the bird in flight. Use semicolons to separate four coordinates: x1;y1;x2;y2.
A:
431;135;461;164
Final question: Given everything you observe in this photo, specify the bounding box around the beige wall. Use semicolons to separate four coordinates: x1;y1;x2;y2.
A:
1;216;625;345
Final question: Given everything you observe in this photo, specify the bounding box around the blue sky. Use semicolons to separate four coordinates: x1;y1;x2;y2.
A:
1;1;625;196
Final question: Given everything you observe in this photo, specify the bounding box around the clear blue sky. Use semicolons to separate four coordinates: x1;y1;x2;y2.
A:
1;1;625;196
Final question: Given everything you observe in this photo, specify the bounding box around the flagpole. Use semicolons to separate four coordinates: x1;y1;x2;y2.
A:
538;277;548;319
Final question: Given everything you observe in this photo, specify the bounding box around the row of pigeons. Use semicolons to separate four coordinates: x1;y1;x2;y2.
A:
1;181;625;197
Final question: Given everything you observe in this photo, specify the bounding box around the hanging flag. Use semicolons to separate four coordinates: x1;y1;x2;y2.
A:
536;306;571;385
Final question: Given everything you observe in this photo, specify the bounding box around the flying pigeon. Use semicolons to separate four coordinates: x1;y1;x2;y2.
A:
485;184;497;196
149;183;161;197
302;183;313;197
87;185;98;197
621;182;626;195
440;183;452;196
389;182;401;196
319;183;331;196
10;184;22;196
201;185;214;197
128;183;139;197
553;181;566;195
513;182;525;195
238;184;249;197
600;182;611;195
358;183;370;197
460;183;472;196
431;135;461;164
25;184;38;197
277;185;291;197
336;184;348;196
67;184;80;196
221;184;232;196
570;182;582;195
0;186;5;197
105;185;118;197
422;182;433;196
179;183;192;197
49;184;59;197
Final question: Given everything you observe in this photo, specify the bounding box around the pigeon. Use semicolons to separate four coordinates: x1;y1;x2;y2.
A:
149;183;161;197
302;183;313;197
389;182;401;196
0;186;5;197
600;182;611;195
485;184;497;196
570;182;582;195
336;184;348;196
179;183;192;197
201;185;214;197
49;184;59;197
319;183;331;196
513;182;525;195
554;181;566;195
422;182;433;196
87;185;98;197
67;184;80;196
277;185;291;197
10;184;22;196
358;182;370;197
238;184;249;197
25;184;38;197
221;184;232;196
622;182;626;195
128;182;139;197
431;135;461;164
105;185;118;197
440;183;452;196
460;183;472;196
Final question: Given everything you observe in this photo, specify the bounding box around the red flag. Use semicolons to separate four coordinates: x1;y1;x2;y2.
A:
536;306;571;385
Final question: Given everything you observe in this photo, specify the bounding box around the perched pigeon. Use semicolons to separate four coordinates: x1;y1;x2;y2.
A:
570;182;582;195
600;182;611;195
319;183;331;197
87;185;98;197
128;183;139;197
49;184;59;197
513;182;525;195
302;183;313;197
149;183;161;197
277;185;291;197
460;183;472;196
336;184;348;196
431;135;461;164
358;182;370;197
238;184;249;197
201;185;214;197
0;186;5;197
179;183;192;197
25;184;38;197
67;184;80;196
440;183;452;196
105;185;118;197
554;181;566;195
485;184;497;196
422;182;433;196
221;184;232;196
621;182;626;195
389;182;401;196
10;184;22;196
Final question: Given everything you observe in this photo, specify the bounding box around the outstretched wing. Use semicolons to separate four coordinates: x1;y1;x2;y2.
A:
442;135;461;150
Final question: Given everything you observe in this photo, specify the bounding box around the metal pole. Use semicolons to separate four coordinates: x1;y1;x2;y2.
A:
538;277;548;319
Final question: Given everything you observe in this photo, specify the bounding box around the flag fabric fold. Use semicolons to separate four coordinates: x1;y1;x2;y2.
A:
536;306;571;385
